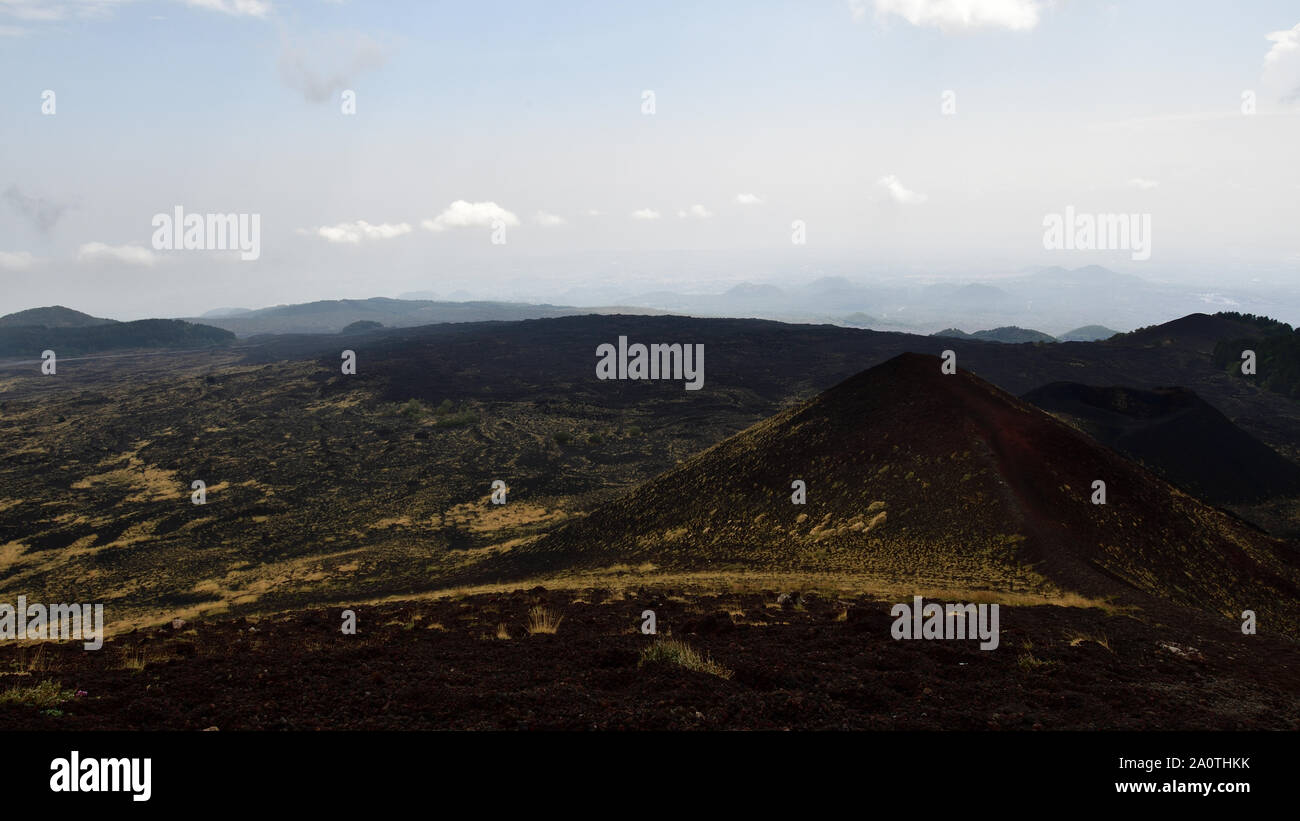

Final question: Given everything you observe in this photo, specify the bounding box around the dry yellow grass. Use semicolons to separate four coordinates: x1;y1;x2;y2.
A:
397;569;1127;614
525;606;562;635
639;639;733;679
1066;629;1113;652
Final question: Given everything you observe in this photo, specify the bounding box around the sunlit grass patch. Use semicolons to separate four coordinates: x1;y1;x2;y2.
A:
638;639;733;680
525;606;562;635
0;679;74;708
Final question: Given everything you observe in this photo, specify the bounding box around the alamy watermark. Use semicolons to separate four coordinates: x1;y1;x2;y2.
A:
1042;205;1151;261
0;597;104;650
151;206;260;261
891;595;999;650
596;336;704;390
50;751;151;802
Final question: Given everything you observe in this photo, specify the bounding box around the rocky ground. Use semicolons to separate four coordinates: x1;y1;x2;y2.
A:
2;586;1295;731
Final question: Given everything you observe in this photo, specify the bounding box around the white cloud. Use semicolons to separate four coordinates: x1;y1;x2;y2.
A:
735;193;764;205
0;1;271;24
311;220;412;244
1127;177;1159;190
422;200;519;232
1265;22;1300;64
182;0;271;17
534;211;566;226
77;242;156;266
630;208;661;220
677;204;713;219
1263;22;1300;102
848;0;868;23
878;175;927;204
586;209;601;217
0;24;27;35
0;250;36;269
870;0;1041;31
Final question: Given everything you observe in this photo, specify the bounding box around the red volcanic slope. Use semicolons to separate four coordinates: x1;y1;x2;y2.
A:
513;353;1300;635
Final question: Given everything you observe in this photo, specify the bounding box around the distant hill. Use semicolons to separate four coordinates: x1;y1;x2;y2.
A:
1115;312;1288;354
185;297;664;337
0;318;234;358
503;353;1300;633
340;320;384;334
201;307;253;318
1059;325;1119;342
1023;382;1300;504
1210;317;1300;400
933;326;1056;343
0;306;116;329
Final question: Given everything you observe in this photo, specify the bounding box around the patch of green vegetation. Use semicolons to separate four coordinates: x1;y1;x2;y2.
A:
554;432;572;445
398;399;426;419
638;639;733;679
1213;330;1300;399
1214;312;1293;335
434;411;477;428
0;679;74;708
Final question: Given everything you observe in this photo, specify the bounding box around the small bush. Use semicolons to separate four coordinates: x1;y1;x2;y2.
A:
398;399;426;419
433;411;476;428
638;639;733;679
1066;630;1112;652
0;679;74;708
1017;652;1058;671
553;432;572;445
526;606;562;635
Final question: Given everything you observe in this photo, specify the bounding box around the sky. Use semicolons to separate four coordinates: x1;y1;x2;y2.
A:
2;0;1300;319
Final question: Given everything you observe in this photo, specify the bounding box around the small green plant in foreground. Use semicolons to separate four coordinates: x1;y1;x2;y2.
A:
638;639;733;679
0;679;74;708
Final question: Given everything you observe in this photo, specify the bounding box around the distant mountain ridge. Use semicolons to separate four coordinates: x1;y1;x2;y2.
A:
933;326;1057;343
0;306;117;329
1059;325;1119;342
0;318;233;358
183;297;667;337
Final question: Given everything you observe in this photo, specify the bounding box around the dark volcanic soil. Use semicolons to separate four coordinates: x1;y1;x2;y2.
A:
1;588;1295;731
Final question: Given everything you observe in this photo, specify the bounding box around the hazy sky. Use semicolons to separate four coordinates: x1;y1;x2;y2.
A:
3;0;1300;318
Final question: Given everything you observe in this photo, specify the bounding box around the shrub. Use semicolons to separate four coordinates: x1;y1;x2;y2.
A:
0;679;74;708
525;606;562;635
398;399;425;419
638;639;733;679
433;411;476;428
